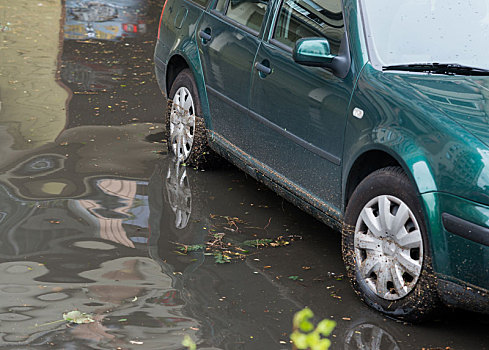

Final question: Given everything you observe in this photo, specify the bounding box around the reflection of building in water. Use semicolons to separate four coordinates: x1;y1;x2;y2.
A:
64;0;148;41
0;257;197;348
77;179;150;248
0;176;150;260
0;178;197;347
58;23;165;128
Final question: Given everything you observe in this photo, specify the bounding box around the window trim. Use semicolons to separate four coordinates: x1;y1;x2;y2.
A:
265;0;281;42
357;0;382;70
269;38;292;53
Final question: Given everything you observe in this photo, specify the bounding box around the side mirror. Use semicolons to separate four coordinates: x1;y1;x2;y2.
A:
293;37;335;67
293;35;351;79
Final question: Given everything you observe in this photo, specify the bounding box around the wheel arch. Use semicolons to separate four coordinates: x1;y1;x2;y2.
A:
344;149;400;210
166;54;190;94
343;146;438;212
165;49;212;129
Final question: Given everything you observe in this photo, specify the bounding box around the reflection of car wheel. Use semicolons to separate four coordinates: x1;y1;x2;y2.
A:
342;167;439;322
166;160;192;229
166;69;213;167
344;322;400;350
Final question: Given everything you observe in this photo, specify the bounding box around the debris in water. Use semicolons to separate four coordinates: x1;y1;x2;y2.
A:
62;311;95;324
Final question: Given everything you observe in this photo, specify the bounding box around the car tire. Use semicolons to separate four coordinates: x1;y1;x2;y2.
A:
342;166;440;322
166;69;215;167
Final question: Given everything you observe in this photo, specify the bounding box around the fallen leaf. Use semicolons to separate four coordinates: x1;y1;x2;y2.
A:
62;311;95;324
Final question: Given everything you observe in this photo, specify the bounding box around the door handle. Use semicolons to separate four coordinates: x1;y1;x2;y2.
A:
198;30;212;41
255;61;272;75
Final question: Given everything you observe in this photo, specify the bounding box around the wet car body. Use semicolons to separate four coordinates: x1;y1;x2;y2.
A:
154;0;489;317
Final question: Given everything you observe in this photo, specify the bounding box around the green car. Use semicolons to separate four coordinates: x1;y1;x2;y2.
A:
154;0;489;321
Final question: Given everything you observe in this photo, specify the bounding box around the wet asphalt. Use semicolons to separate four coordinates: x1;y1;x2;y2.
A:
0;0;487;349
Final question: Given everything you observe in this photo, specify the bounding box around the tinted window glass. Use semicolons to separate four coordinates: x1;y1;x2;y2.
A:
273;0;343;53
222;0;269;32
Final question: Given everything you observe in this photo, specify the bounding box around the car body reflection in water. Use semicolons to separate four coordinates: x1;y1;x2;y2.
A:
64;0;148;41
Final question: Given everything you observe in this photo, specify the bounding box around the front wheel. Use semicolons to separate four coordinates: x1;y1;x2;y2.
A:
342;166;440;322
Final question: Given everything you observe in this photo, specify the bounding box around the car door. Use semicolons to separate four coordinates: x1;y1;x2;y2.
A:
197;0;271;150
248;0;353;210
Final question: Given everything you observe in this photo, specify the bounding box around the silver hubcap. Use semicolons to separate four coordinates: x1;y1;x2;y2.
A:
169;87;196;161
354;195;423;300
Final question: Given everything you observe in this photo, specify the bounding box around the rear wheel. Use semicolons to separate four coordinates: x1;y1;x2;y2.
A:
166;69;213;167
342;166;440;322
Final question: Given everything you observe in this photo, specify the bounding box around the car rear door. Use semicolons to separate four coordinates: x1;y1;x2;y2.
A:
196;0;271;150
247;0;353;210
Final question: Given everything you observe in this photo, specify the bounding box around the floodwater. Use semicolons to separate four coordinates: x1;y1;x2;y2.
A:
0;0;487;349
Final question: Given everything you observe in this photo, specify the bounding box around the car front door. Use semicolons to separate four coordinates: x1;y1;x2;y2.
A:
197;0;271;149
248;0;353;211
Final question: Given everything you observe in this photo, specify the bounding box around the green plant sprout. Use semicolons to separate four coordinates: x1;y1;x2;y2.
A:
182;335;196;350
290;308;336;350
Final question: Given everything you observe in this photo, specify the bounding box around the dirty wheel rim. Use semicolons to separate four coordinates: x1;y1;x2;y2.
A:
354;195;423;300
169;87;196;161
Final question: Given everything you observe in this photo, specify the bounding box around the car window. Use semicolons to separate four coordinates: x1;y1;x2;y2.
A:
273;0;344;53
215;0;270;33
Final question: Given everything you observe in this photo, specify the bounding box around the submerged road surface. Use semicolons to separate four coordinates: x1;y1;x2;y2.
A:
0;0;487;349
